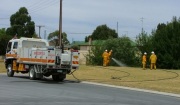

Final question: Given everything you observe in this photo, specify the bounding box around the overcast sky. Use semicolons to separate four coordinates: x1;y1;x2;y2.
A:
0;0;179;42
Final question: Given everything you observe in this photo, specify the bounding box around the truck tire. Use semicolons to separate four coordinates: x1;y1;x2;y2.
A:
7;64;14;77
52;75;60;81
52;74;66;82
29;66;36;80
59;73;66;81
36;73;43;79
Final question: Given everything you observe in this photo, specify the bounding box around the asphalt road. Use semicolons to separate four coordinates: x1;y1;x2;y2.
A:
0;73;179;105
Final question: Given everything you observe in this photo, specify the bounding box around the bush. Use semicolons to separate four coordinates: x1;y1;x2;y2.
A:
86;37;140;67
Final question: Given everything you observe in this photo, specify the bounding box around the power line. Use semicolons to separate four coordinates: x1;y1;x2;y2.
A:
0;18;9;19
28;0;59;13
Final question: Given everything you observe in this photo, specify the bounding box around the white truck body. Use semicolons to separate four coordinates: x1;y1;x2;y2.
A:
5;37;79;81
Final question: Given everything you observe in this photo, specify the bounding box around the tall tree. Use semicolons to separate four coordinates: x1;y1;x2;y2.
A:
135;30;153;56
85;35;91;42
48;30;70;46
152;17;180;69
0;28;12;55
6;7;35;38
0;28;6;35
90;24;118;40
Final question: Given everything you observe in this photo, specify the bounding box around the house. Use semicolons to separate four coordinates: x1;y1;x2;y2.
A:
71;39;92;64
71;39;106;64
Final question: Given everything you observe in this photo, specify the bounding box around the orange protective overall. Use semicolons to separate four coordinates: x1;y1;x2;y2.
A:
102;50;109;66
150;52;157;70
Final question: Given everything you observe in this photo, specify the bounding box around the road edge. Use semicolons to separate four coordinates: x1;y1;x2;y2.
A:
82;81;180;98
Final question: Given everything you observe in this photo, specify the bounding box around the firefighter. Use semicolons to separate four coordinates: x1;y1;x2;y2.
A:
102;50;109;66
142;52;147;70
150;51;157;70
107;50;113;66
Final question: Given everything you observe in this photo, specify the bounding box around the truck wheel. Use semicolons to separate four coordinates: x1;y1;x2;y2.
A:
52;75;60;81
36;73;43;80
29;66;36;80
52;74;66;82
59;73;66;81
7;64;14;77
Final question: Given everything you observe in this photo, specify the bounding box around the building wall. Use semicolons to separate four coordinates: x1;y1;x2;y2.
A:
79;50;89;64
80;46;88;50
79;46;91;51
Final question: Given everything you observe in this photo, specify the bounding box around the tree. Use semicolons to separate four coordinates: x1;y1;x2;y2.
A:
86;37;139;66
151;16;180;69
90;24;118;40
86;40;104;65
85;35;91;42
103;37;139;66
0;28;12;55
0;28;6;35
135;30;153;57
6;7;35;38
48;30;70;46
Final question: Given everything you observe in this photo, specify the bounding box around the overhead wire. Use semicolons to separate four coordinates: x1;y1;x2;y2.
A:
27;0;59;21
1;0;73;36
18;0;60;35
28;0;59;13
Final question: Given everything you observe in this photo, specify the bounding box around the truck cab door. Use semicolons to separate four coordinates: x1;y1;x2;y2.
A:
6;41;18;54
12;42;18;54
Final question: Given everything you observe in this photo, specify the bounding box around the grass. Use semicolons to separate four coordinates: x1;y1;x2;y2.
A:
66;65;180;94
1;62;180;94
0;61;6;73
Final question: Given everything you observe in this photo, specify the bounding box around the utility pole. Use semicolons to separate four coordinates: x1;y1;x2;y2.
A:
117;22;119;36
140;17;144;34
44;30;46;39
36;25;45;38
124;31;128;37
59;0;63;47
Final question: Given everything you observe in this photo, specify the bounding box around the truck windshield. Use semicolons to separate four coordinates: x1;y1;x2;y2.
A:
7;42;12;52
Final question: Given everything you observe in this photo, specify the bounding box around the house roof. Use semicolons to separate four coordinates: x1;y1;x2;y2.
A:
71;40;106;46
71;39;136;46
71;41;85;45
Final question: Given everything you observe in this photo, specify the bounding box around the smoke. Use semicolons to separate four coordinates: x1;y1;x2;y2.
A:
112;58;127;67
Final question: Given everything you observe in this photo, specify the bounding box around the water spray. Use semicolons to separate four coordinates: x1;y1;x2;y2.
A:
112;58;127;67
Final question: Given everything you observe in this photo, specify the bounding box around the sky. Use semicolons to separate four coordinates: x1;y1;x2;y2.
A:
0;0;180;43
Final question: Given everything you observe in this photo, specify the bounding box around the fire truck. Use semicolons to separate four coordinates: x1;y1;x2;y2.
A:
4;37;79;81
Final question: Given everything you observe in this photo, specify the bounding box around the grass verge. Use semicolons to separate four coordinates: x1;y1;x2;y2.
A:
0;61;6;73
66;65;180;94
